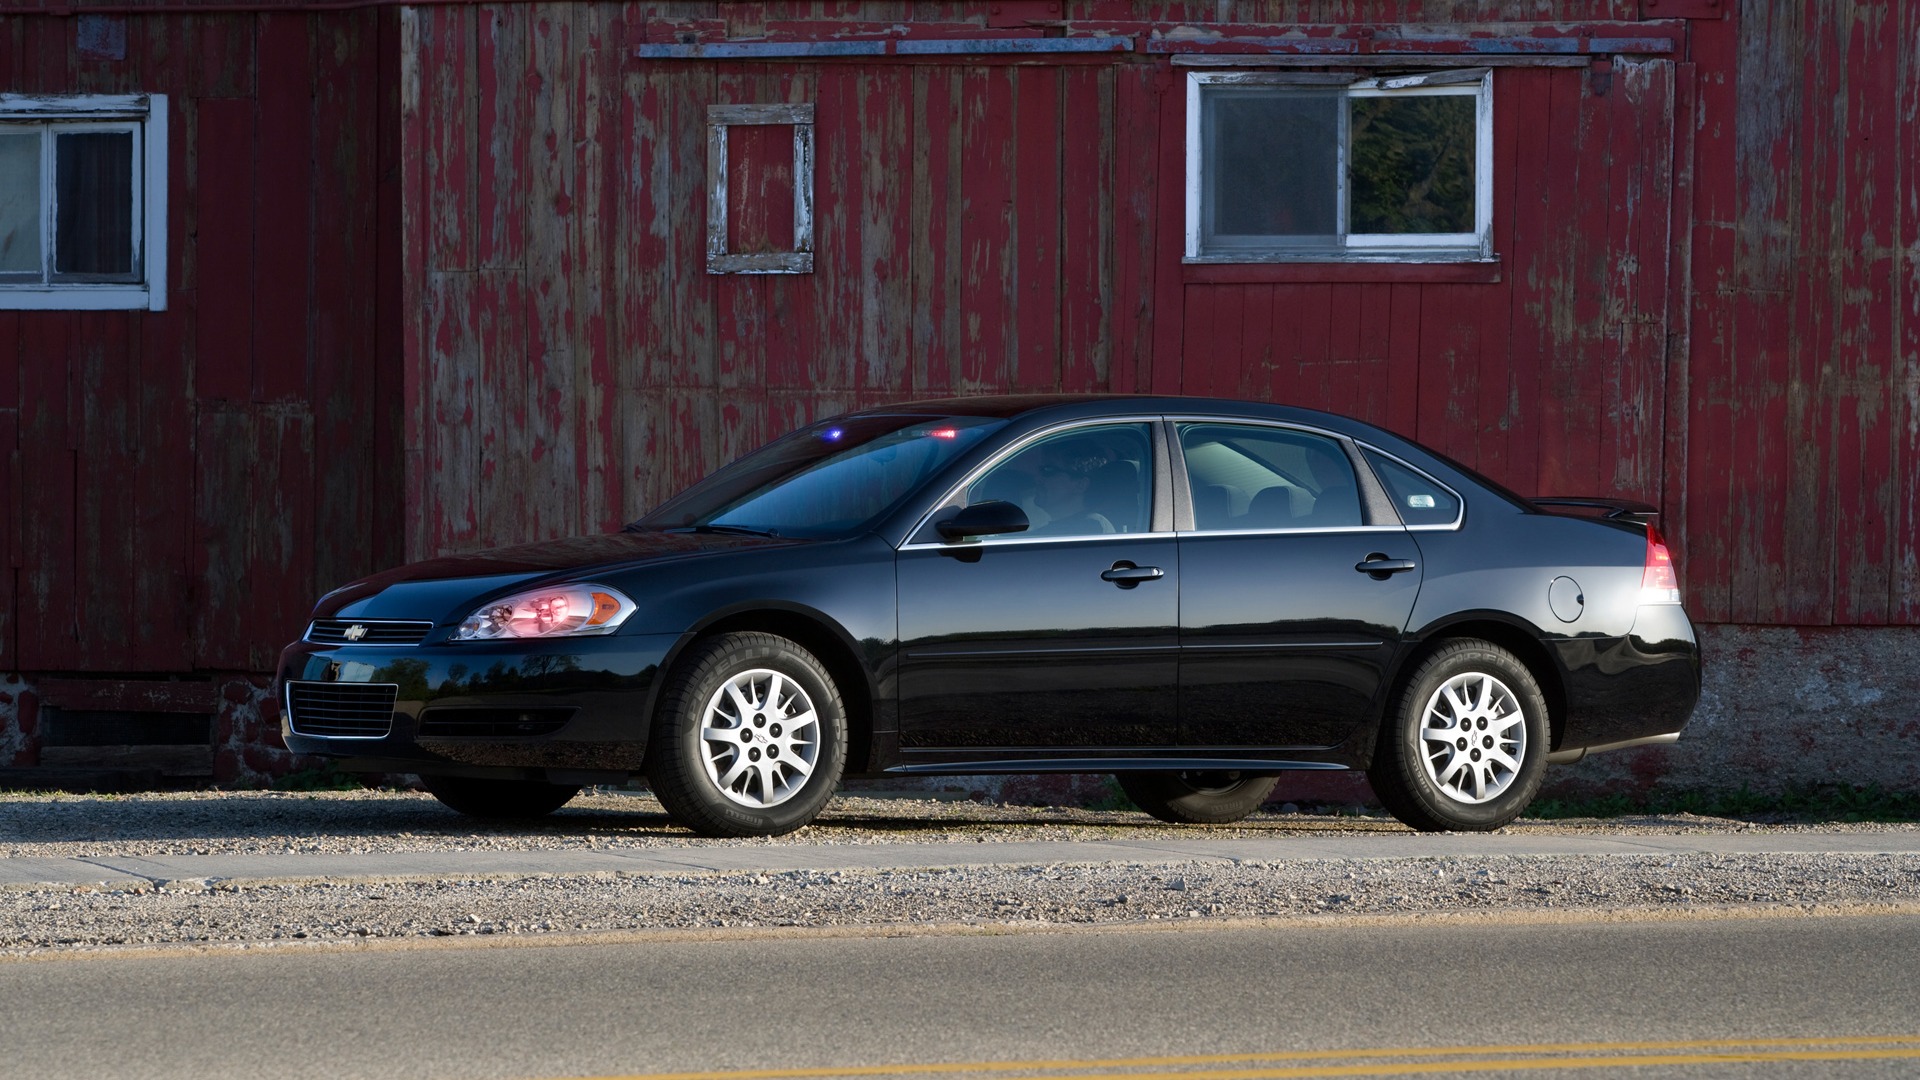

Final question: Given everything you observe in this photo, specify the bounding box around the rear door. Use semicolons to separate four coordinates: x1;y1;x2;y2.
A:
1174;421;1422;748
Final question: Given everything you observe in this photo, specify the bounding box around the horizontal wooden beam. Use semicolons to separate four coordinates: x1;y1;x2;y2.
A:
637;37;1132;61
1148;36;1673;56
1173;55;1592;69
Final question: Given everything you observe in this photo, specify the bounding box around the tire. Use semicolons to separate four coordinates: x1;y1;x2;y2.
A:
1368;639;1549;832
421;775;581;820
647;632;847;838
1116;770;1280;825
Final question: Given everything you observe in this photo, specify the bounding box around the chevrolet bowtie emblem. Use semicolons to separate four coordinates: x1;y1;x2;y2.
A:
343;624;369;642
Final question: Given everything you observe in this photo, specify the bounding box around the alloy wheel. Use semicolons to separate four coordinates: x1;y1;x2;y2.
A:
1418;671;1526;805
698;668;821;808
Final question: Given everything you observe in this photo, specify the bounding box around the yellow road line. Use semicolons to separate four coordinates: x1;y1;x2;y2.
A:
1018;1047;1920;1080
546;1035;1920;1080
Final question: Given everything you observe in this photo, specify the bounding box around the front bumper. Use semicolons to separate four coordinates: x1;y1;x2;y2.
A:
275;632;682;779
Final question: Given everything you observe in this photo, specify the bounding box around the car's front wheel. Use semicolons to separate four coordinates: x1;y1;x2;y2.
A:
648;632;847;838
1368;639;1548;832
1117;770;1280;825
421;775;581;819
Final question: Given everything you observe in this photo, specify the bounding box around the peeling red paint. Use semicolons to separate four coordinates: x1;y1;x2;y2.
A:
1;2;1918;796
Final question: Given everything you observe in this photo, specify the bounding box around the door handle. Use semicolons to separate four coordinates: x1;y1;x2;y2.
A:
1355;554;1417;579
1101;562;1165;588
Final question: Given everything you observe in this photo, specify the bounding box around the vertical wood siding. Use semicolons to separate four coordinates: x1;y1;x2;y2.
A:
1683;3;1920;624
397;1;1920;630
0;9;399;674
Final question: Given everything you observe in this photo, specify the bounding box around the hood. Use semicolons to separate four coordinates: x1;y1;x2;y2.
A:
315;530;799;621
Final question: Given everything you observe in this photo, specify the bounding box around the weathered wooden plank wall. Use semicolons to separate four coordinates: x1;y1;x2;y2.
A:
401;5;1680;553
400;0;1919;628
1683;3;1920;625
406;13;1143;550
0;8;399;675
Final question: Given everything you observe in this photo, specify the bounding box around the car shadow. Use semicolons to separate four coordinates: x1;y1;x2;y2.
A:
0;791;1404;846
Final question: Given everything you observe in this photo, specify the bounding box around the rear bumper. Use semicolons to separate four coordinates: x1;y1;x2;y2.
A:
1551;604;1701;755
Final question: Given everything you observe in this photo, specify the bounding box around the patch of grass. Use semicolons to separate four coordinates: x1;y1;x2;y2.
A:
1529;783;1920;823
1085;775;1137;813
270;764;368;793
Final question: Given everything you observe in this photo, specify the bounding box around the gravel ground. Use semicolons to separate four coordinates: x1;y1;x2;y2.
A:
3;789;1919;954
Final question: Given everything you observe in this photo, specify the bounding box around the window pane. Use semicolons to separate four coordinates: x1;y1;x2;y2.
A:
1203;88;1339;246
54;131;135;278
1363;450;1461;526
1180;424;1362;531
1349;95;1475;234
969;424;1154;537
0;133;42;277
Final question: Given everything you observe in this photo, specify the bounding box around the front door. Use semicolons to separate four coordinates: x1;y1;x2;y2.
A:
896;422;1178;750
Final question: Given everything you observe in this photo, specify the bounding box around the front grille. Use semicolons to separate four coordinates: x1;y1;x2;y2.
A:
306;619;436;646
417;707;576;738
285;682;399;738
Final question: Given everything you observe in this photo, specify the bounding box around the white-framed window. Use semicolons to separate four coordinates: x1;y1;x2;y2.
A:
706;103;814;275
0;93;167;310
1185;70;1491;263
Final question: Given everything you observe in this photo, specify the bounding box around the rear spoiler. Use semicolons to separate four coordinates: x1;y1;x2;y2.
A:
1530;497;1660;523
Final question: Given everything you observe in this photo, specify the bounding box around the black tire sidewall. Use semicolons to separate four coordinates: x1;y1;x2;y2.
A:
1377;642;1548;831
651;633;847;837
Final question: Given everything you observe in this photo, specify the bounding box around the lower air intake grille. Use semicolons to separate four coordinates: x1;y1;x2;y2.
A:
285;683;399;738
306;620;435;646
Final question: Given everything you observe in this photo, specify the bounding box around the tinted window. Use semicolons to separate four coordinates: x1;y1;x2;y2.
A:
967;423;1154;538
1179;424;1362;531
1363;449;1461;526
638;415;1006;539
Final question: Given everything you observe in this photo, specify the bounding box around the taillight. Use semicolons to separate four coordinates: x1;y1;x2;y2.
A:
1641;525;1681;604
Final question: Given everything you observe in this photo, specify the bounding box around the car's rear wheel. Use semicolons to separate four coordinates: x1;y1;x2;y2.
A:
420;775;581;819
648;632;847;838
1368;639;1548;832
1117;770;1280;825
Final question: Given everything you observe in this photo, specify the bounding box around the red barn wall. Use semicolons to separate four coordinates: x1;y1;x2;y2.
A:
0;8;403;679
394;0;1916;633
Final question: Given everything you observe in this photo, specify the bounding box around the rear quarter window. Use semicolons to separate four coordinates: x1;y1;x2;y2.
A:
1363;450;1461;527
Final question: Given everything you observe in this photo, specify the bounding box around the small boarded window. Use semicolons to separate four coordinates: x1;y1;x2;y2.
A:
706;103;814;274
0;94;167;309
1186;71;1490;263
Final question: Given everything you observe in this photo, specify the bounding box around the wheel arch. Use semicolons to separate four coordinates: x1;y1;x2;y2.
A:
659;603;878;773
1385;614;1569;757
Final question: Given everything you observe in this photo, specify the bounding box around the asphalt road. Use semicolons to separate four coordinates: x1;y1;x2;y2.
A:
4;912;1918;1080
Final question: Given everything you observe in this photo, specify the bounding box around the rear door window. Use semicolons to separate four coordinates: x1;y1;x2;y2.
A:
1177;424;1363;531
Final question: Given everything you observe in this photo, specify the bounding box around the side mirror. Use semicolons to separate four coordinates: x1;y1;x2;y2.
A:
935;500;1030;541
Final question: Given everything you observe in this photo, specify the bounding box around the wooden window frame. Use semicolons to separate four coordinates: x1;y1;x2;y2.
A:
1184;70;1493;265
706;103;814;275
0;93;167;311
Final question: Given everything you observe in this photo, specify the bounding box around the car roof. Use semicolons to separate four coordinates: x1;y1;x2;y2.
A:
843;393;1366;431
840;395;1447;459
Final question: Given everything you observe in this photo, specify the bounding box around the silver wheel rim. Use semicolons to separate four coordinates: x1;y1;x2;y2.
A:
1418;672;1526;805
699;667;821;809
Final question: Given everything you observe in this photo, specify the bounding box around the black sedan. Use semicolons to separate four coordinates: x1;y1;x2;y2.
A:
276;396;1699;836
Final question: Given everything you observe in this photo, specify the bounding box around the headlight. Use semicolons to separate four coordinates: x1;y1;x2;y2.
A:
454;586;636;640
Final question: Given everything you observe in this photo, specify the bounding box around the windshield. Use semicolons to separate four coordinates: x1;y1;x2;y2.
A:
634;415;1008;539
